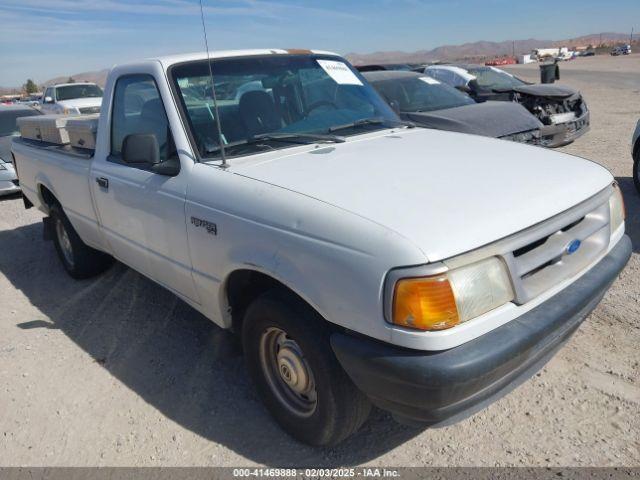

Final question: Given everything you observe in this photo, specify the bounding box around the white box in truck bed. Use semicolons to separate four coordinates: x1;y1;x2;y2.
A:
16;114;81;145
67;115;99;150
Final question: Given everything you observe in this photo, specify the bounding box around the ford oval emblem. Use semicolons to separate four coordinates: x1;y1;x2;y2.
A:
566;239;581;255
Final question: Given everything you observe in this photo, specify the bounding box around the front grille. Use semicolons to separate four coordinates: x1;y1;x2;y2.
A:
501;189;611;304
79;107;101;114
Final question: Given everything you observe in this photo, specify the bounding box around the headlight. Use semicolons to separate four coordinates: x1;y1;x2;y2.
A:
390;257;514;331
609;183;625;236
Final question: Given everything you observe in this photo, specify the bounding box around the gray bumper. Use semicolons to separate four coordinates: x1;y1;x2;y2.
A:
540;110;590;148
331;235;631;427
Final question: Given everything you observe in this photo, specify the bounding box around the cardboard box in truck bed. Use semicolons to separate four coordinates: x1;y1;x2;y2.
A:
67;115;99;150
16;115;82;145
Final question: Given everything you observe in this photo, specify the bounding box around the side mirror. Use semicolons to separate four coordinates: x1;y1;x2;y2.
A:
455;85;471;94
122;134;160;165
44;96;53;104
121;133;180;176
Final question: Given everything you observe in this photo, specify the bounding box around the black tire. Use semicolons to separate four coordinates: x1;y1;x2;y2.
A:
242;289;371;446
50;204;113;279
633;144;640;194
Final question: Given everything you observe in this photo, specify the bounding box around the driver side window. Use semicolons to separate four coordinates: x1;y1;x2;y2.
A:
111;74;174;163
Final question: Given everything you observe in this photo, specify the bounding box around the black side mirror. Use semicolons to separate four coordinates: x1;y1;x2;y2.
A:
455;84;471;94
122;134;160;165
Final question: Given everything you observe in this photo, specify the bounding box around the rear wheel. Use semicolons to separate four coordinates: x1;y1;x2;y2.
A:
50;204;113;279
633;144;640;194
242;290;371;446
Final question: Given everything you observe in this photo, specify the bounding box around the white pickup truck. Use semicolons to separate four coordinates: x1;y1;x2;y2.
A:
11;49;631;446
40;82;103;115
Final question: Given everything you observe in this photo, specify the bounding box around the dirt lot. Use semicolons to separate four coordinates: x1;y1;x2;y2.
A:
0;54;639;467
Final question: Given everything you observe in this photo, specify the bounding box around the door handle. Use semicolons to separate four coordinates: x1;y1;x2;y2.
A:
96;177;109;189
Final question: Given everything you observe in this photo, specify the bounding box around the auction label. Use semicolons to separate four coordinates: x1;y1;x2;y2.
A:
317;60;363;86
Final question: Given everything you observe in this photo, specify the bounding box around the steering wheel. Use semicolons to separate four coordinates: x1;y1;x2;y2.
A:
307;100;339;114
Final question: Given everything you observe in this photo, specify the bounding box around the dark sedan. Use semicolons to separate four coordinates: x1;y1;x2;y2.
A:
364;70;544;145
424;64;590;147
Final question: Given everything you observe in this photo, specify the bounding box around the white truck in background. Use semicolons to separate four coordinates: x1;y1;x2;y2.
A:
11;49;631;446
40;82;103;115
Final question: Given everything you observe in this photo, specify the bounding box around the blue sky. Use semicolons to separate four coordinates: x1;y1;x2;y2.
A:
1;0;637;86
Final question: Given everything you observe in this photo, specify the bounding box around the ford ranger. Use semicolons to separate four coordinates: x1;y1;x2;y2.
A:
11;49;631;446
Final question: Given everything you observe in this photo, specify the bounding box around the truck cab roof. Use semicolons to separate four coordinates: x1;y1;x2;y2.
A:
133;49;341;70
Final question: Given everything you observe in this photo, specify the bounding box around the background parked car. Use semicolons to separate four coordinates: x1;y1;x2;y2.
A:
611;45;632;56
40;82;103;115
0;105;41;195
363;70;544;145
424;64;590;147
355;64;413;72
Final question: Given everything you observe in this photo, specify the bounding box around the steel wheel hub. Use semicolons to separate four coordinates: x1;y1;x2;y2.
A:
277;342;312;395
55;218;74;267
260;327;317;417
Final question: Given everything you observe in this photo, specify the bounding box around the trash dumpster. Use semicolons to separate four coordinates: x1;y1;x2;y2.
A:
540;62;560;84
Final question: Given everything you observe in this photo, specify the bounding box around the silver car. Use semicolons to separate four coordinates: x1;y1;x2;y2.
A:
0;105;41;196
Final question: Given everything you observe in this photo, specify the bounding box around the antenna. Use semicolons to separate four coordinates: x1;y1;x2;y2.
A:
199;0;227;166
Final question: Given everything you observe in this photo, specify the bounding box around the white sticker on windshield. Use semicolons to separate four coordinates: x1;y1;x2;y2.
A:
317;60;363;86
419;76;440;85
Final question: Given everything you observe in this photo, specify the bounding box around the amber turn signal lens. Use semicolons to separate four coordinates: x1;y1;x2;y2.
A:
392;275;460;331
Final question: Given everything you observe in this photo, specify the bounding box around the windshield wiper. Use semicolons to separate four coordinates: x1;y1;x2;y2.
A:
328;117;414;133
252;132;345;144
204;132;344;155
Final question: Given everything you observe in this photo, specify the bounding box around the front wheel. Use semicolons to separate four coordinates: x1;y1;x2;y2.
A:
50;204;113;279
242;290;371;446
633;145;640;194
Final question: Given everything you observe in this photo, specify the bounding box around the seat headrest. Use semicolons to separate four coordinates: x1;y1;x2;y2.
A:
238;90;281;135
140;98;165;122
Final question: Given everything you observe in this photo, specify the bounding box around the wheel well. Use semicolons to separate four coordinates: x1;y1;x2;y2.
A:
39;185;58;210
225;269;310;334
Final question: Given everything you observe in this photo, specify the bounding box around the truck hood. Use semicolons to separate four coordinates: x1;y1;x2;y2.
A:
230;128;613;261
403;101;543;138
56;97;102;109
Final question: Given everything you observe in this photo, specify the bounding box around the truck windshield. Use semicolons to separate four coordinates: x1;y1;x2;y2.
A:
170;54;401;159
370;75;476;113
466;67;525;90
55;84;103;101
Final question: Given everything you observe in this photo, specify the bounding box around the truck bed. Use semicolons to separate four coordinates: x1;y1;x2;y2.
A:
11;136;107;252
13;136;94;160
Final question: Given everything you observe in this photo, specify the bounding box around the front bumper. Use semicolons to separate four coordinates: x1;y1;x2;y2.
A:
331;235;631;427
539;110;590;148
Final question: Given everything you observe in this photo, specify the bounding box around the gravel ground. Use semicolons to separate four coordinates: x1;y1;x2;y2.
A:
0;54;639;467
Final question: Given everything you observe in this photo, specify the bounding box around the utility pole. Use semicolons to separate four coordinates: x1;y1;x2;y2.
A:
631;27;634;45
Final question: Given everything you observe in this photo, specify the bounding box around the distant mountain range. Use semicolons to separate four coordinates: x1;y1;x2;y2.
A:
41;69;110;89
346;32;632;65
1;32;632;94
0;69;110;96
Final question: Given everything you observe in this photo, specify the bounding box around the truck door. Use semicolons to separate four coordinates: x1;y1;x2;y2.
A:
90;73;199;303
